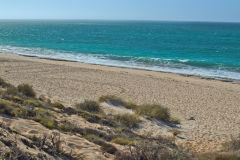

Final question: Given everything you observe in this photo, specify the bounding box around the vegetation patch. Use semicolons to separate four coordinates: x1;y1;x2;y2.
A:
17;83;36;98
0;77;11;88
24;99;40;107
224;135;240;151
76;100;102;113
135;104;170;122
114;113;140;128
111;137;133;146
50;102;65;110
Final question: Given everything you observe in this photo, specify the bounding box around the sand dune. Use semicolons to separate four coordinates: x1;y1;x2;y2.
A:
0;54;240;152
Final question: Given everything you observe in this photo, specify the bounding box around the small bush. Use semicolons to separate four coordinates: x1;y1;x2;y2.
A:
76;100;101;113
63;107;78;115
50;102;65;110
198;153;240;160
24;99;39;107
224;135;240;151
33;116;56;129
136;104;170;122
115;140;192;160
78;111;103;123
5;86;18;96
12;96;24;104
0;77;10;88
111;137;133;145
84;133;117;154
114;113;140;128
0;99;27;117
57;123;76;132
18;84;36;98
84;134;103;141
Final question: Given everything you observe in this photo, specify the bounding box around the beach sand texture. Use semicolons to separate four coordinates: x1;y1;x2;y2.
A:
0;54;240;152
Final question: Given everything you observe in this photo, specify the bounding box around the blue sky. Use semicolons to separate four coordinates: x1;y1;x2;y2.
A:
0;0;240;22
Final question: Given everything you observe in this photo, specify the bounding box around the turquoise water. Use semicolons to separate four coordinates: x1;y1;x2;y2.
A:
0;20;240;80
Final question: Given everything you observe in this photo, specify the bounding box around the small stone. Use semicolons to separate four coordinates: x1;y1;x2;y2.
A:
189;117;195;120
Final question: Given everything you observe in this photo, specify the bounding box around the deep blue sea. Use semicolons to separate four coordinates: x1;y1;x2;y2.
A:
0;20;240;80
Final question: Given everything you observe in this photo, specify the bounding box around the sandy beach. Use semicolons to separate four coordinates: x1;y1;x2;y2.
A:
0;53;240;152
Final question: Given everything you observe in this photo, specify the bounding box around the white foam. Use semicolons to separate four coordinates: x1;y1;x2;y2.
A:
0;45;240;81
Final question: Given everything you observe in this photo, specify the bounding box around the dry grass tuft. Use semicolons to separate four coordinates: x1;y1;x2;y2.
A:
17;84;36;98
114;113;140;128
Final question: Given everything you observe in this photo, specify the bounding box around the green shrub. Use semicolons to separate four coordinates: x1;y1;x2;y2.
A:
111;137;133;145
12;96;24;104
33;116;56;129
17;84;36;98
24;99;39;107
50;102;65;110
78;111;103;123
198;153;240;160
84;133;117;154
0;77;10;88
0;99;28;117
57;122;76;132
5;86;18;96
84;134;103;141
114;113;140;128
136;104;170;122
76;100;101;113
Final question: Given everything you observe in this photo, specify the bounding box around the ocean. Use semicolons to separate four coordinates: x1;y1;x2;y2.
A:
0;20;240;80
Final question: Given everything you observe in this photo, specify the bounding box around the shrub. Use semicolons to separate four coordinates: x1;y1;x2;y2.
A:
114;113;140;128
57;122;76;132
63;107;78;115
76;100;101;113
99;95;179;124
12;96;24;104
24;99;39;107
111;137;133;146
33;116;56;129
198;153;240;160
224;135;240;151
136;104;170;122
84;134;103;141
78;111;103;123
5;86;18;96
115;140;192;160
17;84;36;98
50;102;65;110
84;133;117;154
0;77;10;88
0;99;27;117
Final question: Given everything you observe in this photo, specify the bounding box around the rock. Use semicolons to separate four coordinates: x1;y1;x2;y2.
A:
189;117;195;120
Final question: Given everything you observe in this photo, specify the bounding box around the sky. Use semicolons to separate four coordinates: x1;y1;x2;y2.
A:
0;0;240;22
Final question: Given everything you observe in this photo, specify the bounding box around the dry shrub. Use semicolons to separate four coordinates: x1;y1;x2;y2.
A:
111;137;133;146
114;113;140;128
17;84;36;98
0;77;11;88
136;104;170;122
115;140;192;160
76;100;101;113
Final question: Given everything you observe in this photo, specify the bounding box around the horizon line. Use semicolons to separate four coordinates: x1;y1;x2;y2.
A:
0;18;240;24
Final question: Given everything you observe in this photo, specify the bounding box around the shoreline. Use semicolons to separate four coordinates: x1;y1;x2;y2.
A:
5;52;240;84
1;53;240;152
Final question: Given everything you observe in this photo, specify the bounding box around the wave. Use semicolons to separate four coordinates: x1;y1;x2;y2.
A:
0;45;240;80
